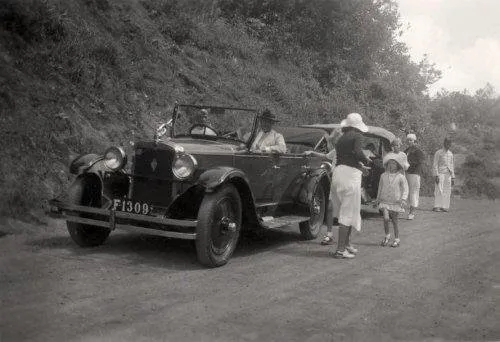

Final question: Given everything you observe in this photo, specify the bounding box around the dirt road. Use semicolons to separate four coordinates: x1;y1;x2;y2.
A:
1;197;499;342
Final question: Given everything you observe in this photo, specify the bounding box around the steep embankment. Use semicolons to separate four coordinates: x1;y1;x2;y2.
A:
0;0;341;219
1;0;497;220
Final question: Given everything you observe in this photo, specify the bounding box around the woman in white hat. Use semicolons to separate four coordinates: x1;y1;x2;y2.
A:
330;113;371;259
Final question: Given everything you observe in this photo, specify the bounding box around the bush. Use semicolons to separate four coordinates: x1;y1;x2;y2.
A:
0;0;67;43
458;155;499;199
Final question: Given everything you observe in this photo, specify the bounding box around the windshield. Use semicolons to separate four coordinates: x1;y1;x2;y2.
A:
172;106;256;143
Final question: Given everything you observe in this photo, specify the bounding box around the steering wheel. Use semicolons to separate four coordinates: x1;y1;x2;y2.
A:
221;131;238;138
189;124;217;136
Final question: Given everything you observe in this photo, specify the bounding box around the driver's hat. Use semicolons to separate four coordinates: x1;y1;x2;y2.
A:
259;108;279;122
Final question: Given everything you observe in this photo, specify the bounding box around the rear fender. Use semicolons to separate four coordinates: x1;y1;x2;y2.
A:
297;169;330;208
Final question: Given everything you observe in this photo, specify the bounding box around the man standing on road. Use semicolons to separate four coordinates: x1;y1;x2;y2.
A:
405;133;425;220
433;138;455;212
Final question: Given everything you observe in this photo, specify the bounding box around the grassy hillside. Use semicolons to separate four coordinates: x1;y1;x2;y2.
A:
0;0;498;220
0;0;354;218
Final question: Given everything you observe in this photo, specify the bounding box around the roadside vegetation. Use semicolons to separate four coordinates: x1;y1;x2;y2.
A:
0;0;498;219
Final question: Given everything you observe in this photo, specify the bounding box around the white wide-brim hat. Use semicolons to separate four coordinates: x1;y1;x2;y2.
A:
340;112;368;133
383;152;406;169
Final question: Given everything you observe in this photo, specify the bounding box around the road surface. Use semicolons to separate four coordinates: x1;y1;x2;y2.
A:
0;197;499;341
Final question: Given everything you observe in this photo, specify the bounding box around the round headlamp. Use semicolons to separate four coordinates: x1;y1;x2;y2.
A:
103;146;127;171
172;153;197;180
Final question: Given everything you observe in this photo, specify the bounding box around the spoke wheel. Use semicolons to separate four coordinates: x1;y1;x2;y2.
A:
299;183;326;240
196;184;242;267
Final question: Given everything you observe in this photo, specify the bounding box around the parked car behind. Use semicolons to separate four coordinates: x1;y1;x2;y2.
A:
48;105;331;267
302;123;396;213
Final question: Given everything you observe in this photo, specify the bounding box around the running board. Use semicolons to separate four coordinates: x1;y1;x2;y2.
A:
260;215;309;229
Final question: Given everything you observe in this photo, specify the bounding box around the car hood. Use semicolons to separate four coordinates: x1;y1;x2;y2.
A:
144;137;239;154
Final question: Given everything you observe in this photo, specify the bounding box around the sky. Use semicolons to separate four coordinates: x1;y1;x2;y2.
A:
396;0;500;96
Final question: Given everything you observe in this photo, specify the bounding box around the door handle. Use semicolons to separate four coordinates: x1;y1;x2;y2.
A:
273;165;280;169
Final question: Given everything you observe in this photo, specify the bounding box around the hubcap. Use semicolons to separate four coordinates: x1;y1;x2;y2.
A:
220;216;237;233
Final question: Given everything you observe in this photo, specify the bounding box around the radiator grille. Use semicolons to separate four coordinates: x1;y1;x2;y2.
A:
130;147;174;208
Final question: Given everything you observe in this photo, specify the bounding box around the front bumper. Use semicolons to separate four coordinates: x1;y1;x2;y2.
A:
47;199;198;240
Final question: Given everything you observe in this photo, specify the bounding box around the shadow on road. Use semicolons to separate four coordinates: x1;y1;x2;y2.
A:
28;233;202;270
234;228;304;258
27;226;307;268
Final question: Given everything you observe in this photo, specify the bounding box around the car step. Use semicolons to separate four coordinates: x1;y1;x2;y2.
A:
260;215;310;229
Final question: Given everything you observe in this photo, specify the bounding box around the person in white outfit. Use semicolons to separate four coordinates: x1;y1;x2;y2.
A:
249;109;286;153
433;138;455;212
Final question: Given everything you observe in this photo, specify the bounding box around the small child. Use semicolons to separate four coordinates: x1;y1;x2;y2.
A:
376;153;409;247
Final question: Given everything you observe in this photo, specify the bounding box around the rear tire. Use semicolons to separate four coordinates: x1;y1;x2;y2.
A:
299;183;326;240
66;180;110;247
196;184;242;267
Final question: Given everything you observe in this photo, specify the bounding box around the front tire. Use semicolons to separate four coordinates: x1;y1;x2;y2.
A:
299;183;326;240
196;184;242;267
66;179;110;247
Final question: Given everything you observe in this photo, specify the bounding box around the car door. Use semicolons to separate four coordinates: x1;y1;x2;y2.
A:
233;152;278;204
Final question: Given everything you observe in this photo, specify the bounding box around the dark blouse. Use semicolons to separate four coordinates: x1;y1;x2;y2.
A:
335;128;370;171
405;145;425;175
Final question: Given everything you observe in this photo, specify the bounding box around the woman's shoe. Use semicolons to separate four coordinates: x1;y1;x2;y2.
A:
331;250;355;259
381;237;390;246
391;239;400;247
320;235;334;245
432;207;442;212
346;245;358;254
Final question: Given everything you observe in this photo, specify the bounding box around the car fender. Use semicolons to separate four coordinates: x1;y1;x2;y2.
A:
65;172;104;204
197;167;261;228
197;167;250;192
69;153;104;175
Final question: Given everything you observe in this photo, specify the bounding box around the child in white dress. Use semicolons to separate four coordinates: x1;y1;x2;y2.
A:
376;153;409;247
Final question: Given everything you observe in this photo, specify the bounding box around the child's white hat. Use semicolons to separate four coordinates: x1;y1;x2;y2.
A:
383;152;407;169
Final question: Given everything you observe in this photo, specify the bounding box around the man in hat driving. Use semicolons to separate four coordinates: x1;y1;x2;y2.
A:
249;109;286;153
190;108;217;136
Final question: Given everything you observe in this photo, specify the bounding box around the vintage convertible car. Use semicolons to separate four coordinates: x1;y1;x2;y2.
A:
48;105;331;267
302;123;396;213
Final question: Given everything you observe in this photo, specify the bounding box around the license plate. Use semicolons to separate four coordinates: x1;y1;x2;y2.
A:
112;199;152;215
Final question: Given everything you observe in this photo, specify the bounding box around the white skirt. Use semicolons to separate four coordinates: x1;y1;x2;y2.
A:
330;165;362;231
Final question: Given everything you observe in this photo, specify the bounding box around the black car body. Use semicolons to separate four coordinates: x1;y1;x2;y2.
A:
48;105;331;267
